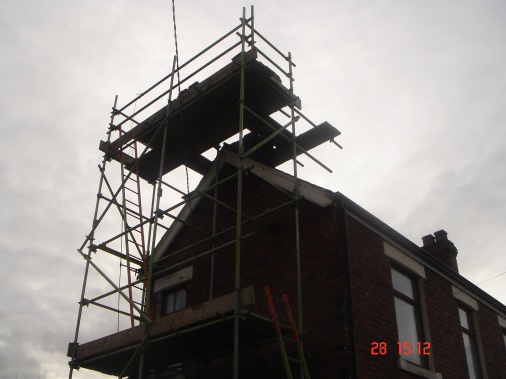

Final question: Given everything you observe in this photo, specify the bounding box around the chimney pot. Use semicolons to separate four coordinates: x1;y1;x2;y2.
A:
422;234;435;247
434;229;448;242
421;230;459;273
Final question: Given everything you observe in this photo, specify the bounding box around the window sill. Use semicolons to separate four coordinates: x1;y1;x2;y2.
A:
397;358;442;379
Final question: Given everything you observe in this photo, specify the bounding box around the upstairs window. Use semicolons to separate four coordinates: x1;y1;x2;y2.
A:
391;267;427;367
162;286;186;316
459;306;482;379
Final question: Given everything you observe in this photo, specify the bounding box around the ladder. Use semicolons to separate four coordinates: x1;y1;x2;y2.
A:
118;126;149;327
264;285;311;379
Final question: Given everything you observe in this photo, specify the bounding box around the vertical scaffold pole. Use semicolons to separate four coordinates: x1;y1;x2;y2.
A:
288;51;304;379
209;160;219;300
250;5;255;47
68;95;119;379
233;7;247;379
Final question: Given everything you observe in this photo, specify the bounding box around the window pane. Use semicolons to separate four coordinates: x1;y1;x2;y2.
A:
394;297;422;366
174;288;186;312
462;333;480;379
503;333;506;349
163;287;187;315
459;308;469;329
391;269;414;299
165;292;175;314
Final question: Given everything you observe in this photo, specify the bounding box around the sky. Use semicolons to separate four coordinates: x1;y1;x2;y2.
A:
1;0;505;378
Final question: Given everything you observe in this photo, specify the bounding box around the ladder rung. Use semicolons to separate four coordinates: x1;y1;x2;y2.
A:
281;336;296;343
125;176;138;183
287;357;301;364
270;295;286;303
122;261;139;269
127;240;143;247
125;186;138;194
125;198;138;206
276;315;291;323
126;209;140;217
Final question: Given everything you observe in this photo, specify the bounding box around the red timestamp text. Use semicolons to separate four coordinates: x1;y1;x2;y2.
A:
371;341;431;356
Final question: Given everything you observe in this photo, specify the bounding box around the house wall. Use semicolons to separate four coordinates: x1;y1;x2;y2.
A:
346;213;506;379
346;215;400;378
151;167;506;378
153;169;351;378
476;303;506;378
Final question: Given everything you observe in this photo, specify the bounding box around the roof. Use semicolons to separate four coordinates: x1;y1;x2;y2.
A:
335;191;506;317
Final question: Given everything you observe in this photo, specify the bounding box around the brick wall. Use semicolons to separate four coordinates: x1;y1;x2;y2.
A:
151;168;506;378
346;211;506;378
153;168;351;378
475;301;506;378
422;268;468;377
346;215;399;378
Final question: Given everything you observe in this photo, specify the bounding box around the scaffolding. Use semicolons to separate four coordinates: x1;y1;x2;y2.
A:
68;7;340;379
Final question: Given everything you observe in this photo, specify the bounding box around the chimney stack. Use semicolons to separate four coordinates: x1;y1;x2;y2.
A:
421;229;459;272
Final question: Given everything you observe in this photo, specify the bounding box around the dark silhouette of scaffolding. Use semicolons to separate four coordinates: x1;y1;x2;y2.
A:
68;7;341;379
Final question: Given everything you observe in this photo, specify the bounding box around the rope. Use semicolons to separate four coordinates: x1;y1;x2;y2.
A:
171;0;187;194
171;0;203;303
117;220;124;333
117;260;122;332
171;0;180;71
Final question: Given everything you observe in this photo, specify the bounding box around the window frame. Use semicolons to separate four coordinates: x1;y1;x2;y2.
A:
458;305;482;379
161;285;187;316
391;265;428;368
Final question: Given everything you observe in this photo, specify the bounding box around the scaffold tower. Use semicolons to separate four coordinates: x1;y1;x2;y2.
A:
68;7;341;379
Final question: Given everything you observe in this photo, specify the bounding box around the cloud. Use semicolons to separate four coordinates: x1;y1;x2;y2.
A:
1;0;506;377
0;315;42;378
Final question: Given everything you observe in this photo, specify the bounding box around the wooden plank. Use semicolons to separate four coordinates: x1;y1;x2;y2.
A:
245;121;341;167
99;49;301;181
135;137;213;182
99;140;136;165
76;286;255;360
150;286;254;336
93;244;144;267
104;49;258;156
246;115;295;148
76;325;143;359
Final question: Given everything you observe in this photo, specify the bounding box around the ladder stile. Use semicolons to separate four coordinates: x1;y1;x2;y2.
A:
264;285;311;379
282;292;311;379
118;124;149;327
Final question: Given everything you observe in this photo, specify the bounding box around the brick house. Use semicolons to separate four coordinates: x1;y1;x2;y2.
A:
73;148;506;378
68;12;506;377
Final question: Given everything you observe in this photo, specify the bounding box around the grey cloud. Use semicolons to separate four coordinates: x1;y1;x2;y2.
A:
2;0;506;377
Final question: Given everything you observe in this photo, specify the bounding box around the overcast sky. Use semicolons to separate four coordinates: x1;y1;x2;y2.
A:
1;0;506;378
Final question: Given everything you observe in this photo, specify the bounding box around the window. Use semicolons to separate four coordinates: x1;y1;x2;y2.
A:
459;306;481;379
503;330;506;349
162;286;186;315
391;267;426;367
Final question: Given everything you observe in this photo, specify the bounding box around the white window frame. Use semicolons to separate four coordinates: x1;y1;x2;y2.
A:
458;305;483;379
391;266;428;368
